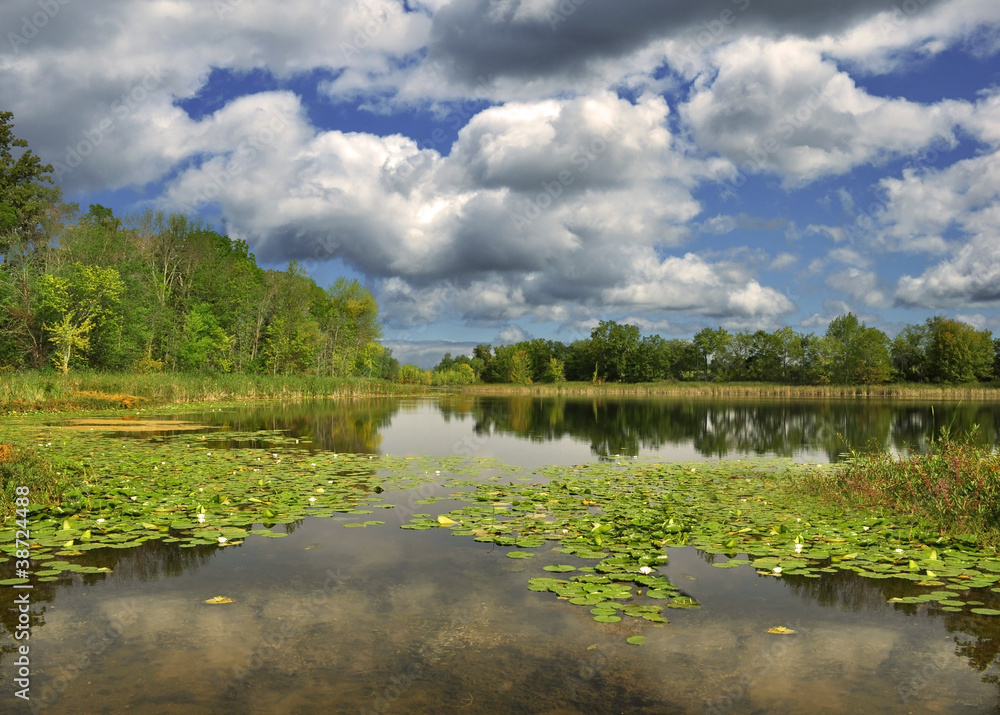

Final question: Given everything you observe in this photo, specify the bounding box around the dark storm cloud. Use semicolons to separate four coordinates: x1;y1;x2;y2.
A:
428;0;943;83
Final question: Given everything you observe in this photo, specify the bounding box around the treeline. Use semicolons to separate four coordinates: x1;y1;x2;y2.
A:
0;205;393;377
426;315;998;386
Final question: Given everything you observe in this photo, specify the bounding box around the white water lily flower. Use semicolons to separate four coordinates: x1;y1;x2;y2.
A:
130;496;137;501
773;566;782;574
272;453;277;458
96;518;106;523
207;452;212;456
863;526;870;531
312;463;317;467
794;544;803;553
218;536;227;543
639;566;653;575
309;497;316;502
895;548;904;553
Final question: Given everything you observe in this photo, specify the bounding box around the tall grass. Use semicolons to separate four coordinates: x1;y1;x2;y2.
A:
0;443;68;518
0;372;425;412
816;428;1000;543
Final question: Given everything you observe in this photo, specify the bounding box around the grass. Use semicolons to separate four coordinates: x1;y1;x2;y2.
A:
811;427;1000;545
0;371;426;412
0;442;69;516
462;380;1000;400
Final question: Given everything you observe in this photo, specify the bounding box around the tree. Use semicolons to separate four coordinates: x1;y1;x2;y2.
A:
821;313;892;384
176;303;233;372
0;111;61;258
693;327;732;381
925;317;993;383
37;263;124;371
591;320;641;382
44;312;93;375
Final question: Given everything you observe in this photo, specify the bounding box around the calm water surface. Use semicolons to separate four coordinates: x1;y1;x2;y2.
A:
4;396;1000;714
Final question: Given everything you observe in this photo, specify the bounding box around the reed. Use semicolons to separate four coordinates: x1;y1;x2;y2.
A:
809;427;1000;544
0;372;426;412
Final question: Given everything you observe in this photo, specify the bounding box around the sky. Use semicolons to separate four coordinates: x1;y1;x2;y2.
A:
3;0;1000;368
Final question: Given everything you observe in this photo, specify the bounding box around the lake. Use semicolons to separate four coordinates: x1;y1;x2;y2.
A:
3;395;1000;714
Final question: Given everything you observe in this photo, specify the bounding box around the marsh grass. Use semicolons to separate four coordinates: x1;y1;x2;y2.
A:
0;443;68;515
813;427;1000;544
0;372;423;412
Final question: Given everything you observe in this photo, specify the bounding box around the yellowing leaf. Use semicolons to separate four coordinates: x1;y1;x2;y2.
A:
767;626;796;634
204;596;234;604
436;515;458;526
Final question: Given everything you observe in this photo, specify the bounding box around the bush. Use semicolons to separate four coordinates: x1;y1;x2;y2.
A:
825;427;1000;541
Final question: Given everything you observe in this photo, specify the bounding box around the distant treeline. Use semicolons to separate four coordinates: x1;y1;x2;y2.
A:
419;316;998;386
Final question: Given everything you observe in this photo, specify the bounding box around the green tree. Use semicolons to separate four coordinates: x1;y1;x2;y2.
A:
591;320;641;382
176;303;233;372
925;317;993;383
0;111;61;258
44;312;93;374
821;314;892;385
693;327;732;381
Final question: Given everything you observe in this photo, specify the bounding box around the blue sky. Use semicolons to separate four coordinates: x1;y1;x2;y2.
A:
3;0;1000;367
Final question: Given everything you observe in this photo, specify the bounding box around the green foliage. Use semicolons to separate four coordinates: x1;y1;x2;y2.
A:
0;111;62;256
832;428;1000;542
176;303;233;372
821;313;892;385
397;363;428;385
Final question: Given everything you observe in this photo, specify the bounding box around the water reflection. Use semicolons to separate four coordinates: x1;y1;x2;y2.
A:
173;395;1000;464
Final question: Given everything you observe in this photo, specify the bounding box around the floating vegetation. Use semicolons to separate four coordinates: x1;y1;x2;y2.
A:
5;413;1000;640
204;595;234;604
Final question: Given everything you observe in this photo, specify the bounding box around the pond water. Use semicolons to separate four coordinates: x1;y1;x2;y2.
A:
3;396;1000;714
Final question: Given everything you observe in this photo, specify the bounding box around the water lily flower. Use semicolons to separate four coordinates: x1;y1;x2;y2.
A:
96;518;106;523
895;548;904;553
272;453;277;458
197;514;206;523
218;536;227;543
312;463;317;467
207;452;212;456
863;526;869;531
794;544;803;553
639;566;653;575
309;497;316;502
130;496;137;501
773;566;782;574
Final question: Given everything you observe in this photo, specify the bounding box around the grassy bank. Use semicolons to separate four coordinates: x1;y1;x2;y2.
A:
462;380;1000;400
0;372;426;412
808;429;1000;546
